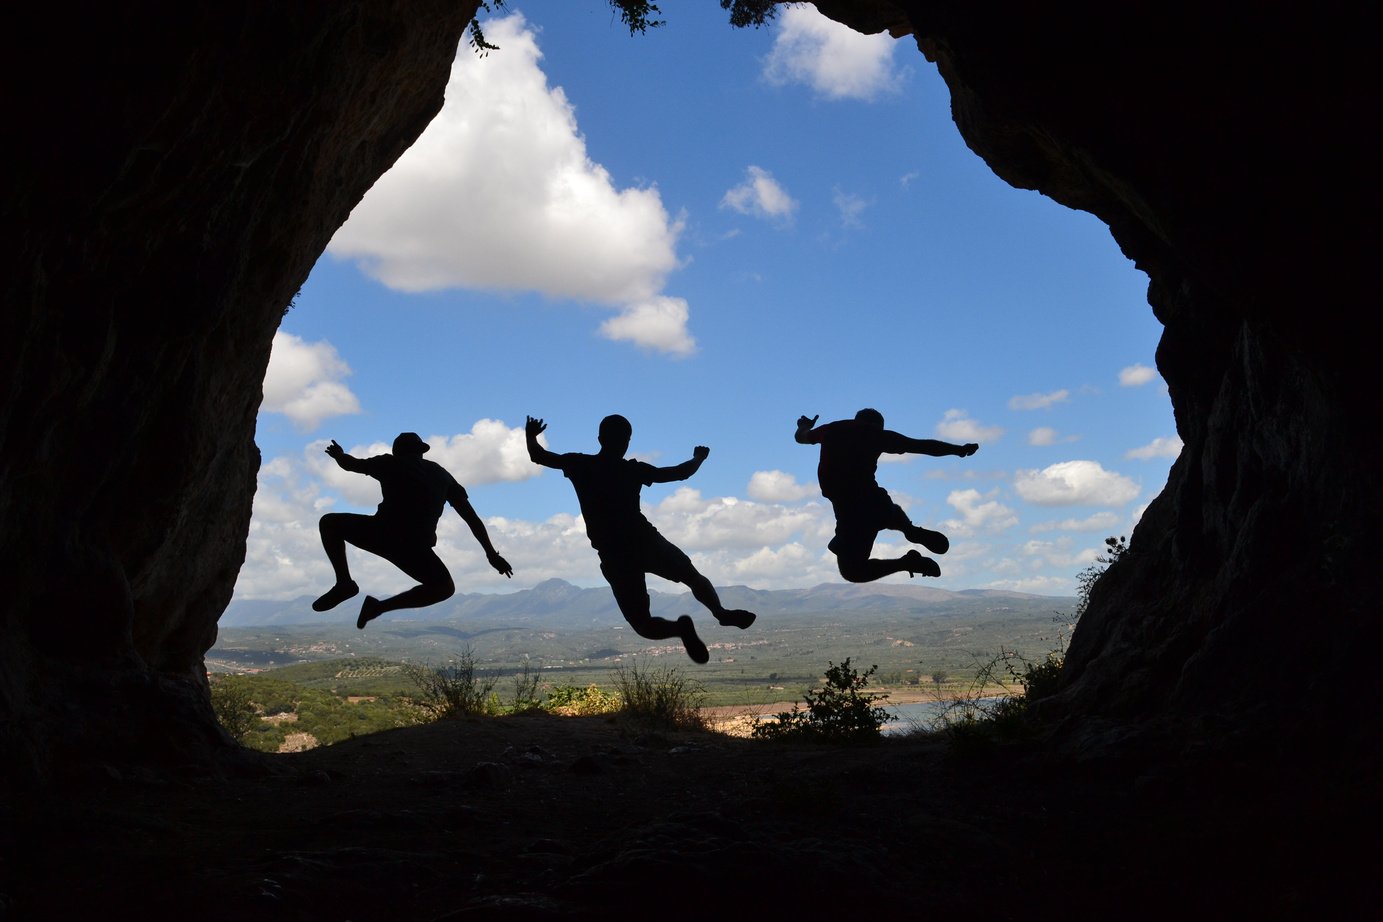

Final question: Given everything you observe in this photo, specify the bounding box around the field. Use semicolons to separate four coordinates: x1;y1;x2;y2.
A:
210;601;1073;709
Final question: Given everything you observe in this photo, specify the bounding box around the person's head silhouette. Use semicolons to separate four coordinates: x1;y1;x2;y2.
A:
598;415;632;457
393;432;430;457
854;408;884;430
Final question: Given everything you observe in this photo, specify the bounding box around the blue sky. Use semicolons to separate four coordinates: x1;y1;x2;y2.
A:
241;4;1177;602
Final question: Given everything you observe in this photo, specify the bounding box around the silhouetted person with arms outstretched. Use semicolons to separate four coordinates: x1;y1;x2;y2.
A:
313;432;512;629
526;414;755;664
796;409;978;583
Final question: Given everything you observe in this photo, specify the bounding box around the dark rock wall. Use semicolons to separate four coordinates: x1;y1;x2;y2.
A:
1;1;1373;776
2;2;479;777
817;1;1376;746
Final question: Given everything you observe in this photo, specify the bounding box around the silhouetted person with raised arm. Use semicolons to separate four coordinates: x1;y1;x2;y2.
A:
796;409;978;583
313;432;512;629
525;414;755;665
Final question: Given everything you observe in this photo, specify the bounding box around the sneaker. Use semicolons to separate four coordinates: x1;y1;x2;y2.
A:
312;579;359;612
717;609;756;630
902;550;941;578
905;525;950;555
356;595;384;630
677;615;710;664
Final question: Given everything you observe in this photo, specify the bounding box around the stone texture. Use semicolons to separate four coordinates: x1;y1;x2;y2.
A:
819;2;1376;750
2;1;480;779
1;1;1375;778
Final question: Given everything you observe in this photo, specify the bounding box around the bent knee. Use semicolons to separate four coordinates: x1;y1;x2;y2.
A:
618;605;654;634
837;558;871;583
430;573;456;600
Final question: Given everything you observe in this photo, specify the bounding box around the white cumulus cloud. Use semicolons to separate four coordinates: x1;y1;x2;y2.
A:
598;297;696;357
746;470;819;503
943;488;1019;536
762;5;902;101
1125;436;1183;460
261;332;361;431
650;488;826;551
323;420;541;492
1119;363;1159;387
720;165;798;224
1020;537;1101;569
1008;389;1070;411
936;409;1003;443
325;13;693;355
1014;460;1140;507
987;575;1075;595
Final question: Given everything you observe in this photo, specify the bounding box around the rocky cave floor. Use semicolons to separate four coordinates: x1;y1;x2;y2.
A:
1;711;1369;920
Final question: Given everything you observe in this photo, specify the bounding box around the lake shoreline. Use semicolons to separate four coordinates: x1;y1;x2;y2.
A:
701;684;1013;736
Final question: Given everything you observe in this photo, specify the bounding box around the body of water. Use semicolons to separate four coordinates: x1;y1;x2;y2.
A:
880;697;1006;735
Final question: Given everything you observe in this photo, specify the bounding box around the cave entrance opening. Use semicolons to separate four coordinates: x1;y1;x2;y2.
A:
225;5;1175;739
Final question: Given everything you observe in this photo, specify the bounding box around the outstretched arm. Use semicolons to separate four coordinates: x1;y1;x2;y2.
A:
525;416;562;469
453;496;513;578
885;432;979;458
324;439;370;474
794;414;821;445
649;445;710;483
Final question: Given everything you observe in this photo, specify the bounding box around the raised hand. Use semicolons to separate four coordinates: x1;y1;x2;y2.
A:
324;439;344;459
960;443;979;457
525;416;547;437
797;414;819;430
693;445;710;461
487;551;514;578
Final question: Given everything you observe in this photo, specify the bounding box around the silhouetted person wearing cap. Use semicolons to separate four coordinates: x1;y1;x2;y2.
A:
525;414;755;665
313;432;513;629
796;409;978;582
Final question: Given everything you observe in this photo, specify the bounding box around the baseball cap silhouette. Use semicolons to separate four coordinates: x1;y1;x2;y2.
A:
392;432;430;455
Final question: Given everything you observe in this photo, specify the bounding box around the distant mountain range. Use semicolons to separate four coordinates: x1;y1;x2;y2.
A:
221;579;1073;628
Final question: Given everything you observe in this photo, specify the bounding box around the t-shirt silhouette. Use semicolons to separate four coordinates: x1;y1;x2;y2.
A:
552;453;659;552
809;420;913;500
356;454;468;546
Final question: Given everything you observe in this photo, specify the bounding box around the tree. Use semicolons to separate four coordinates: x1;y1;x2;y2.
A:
209;677;259;744
468;1;779;55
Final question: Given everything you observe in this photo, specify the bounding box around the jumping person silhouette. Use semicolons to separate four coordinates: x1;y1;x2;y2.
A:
796;409;978;582
525;414;755;664
312;432;513;629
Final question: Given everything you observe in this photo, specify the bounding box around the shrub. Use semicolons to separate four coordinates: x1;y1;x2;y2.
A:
544;683;622;716
1074;534;1128;622
930;535;1132;750
403;649;499;720
752;658;891;744
931;649;1054;743
614;660;707;731
209;677;258;743
509;659;544;713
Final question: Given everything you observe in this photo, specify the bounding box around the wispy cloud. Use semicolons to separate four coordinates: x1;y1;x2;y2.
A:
721;165;798;224
832;187;870;229
1008;389;1070;411
1118;363;1158;387
1028;427;1079;446
1029;511;1121;533
1125;436;1183;460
